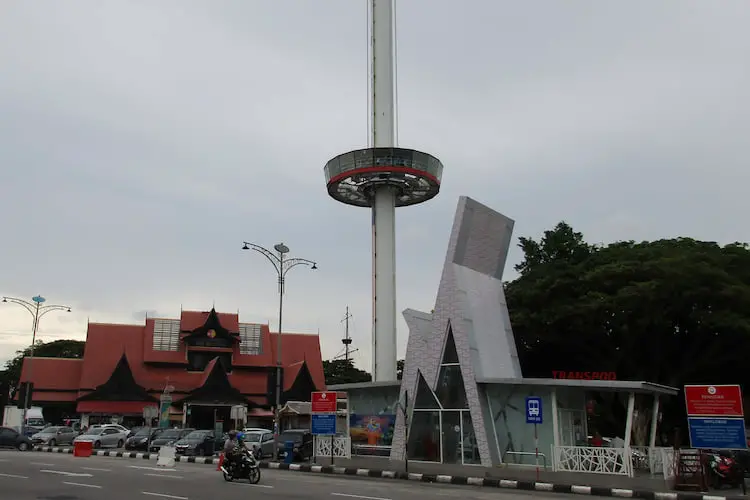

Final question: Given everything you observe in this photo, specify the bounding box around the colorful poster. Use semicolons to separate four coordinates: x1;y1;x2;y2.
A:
158;400;171;429
349;414;395;446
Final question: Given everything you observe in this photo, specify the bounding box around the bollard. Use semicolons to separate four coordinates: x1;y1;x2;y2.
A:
73;441;93;458
216;452;224;471
284;441;295;464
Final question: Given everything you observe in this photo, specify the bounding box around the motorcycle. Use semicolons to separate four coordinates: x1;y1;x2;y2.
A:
221;449;261;484
706;453;740;489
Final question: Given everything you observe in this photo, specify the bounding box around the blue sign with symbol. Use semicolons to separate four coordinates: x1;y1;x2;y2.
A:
688;417;747;450
311;414;337;435
526;396;543;424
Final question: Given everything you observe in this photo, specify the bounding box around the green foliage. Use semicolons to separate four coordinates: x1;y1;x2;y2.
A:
0;339;85;391
323;359;372;386
506;224;750;435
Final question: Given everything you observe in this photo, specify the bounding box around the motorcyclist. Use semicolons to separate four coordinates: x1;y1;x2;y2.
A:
223;430;240;471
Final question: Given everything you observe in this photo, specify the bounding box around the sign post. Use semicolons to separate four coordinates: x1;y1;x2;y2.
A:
685;385;747;450
525;396;543;481
311;391;337;465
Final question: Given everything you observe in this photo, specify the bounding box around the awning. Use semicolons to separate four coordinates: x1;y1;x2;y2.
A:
76;401;159;415
248;408;274;417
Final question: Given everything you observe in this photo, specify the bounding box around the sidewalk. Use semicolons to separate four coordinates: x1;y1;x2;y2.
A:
31;446;747;500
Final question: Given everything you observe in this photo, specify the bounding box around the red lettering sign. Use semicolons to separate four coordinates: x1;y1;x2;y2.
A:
551;371;617;381
311;391;337;413
685;385;744;417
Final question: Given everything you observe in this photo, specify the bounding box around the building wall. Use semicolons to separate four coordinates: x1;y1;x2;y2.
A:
391;197;521;467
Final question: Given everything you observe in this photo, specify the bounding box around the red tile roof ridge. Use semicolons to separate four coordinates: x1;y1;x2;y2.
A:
29;357;83;361
88;321;143;326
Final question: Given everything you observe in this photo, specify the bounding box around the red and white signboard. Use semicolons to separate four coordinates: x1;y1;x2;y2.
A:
685;384;744;417
311;391;337;413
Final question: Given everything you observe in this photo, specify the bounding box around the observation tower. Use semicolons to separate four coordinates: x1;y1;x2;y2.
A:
324;0;444;381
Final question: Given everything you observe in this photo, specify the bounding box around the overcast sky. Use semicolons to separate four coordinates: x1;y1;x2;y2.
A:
1;0;748;372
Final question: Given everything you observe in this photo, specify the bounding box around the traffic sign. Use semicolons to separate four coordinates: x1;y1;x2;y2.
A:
688;417;747;450
311;391;337;413
685;385;744;417
526;396;543;424
311;414;337;435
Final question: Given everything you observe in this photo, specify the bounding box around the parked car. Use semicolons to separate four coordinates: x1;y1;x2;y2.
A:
149;428;194;453
73;426;129;449
91;423;129;434
0;426;33;451
126;426;146;438
125;428;163;451
276;429;313;461
31;426;78;447
243;430;275;458
174;430;218;457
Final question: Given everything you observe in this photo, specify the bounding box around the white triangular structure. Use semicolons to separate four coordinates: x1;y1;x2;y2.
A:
390;196;521;466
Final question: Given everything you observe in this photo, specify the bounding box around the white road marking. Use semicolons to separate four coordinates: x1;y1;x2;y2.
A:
0;458;10;462
130;466;178;472
142;492;188;500
63;481;102;489
231;482;273;488
40;469;93;477
332;494;391;500
145;473;183;479
0;473;28;479
82;467;112;472
31;462;56;466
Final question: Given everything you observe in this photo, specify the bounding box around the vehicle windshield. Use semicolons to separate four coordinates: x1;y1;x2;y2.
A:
279;431;304;443
244;432;262;442
185;430;211;439
159;430;182;439
86;428;105;435
134;428;151;437
41;427;61;433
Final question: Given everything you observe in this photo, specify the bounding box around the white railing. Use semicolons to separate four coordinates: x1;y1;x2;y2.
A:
553;446;632;476
314;436;351;459
661;448;678;483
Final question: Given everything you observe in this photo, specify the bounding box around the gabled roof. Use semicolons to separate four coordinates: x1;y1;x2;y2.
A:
182;357;247;405
180;309;239;333
20;357;83;391
77;353;156;402
270;332;326;391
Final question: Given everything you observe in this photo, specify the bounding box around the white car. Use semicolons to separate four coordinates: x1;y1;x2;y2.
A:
91;423;129;433
73;426;129;449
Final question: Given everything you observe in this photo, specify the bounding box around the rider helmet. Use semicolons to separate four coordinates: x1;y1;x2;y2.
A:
228;430;237;438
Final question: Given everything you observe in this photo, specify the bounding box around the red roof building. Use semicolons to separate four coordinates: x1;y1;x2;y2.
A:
19;308;326;428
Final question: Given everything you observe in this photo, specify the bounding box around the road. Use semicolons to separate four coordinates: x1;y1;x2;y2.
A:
0;450;567;500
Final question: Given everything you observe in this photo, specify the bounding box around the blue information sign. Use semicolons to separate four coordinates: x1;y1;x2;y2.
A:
688;417;747;450
526;396;543;424
311;414;337;435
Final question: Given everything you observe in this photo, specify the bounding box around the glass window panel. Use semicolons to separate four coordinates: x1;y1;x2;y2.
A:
441;410;461;464
441;330;459;364
435;365;468;409
406;411;440;462
461;411;481;464
413;372;441;409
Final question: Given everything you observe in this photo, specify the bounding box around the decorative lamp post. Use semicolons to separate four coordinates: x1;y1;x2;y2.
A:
241;242;316;459
2;295;71;428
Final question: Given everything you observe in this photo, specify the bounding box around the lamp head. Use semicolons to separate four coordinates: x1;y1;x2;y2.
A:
311;263;318;270
1;298;6;303
66;308;72;313
242;243;250;250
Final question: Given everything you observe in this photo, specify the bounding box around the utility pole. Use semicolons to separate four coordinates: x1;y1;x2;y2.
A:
341;307;353;363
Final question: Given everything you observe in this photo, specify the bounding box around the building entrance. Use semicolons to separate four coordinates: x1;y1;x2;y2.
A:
186;405;231;431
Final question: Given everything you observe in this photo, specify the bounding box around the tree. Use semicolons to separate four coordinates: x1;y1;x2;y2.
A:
514;221;593;275
0;339;86;393
323;359;372;386
506;224;750;440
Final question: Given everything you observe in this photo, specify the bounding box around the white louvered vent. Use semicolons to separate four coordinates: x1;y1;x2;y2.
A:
239;323;262;355
152;318;180;351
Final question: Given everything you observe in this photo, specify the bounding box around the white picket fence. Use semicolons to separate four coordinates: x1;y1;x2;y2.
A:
313;436;351;459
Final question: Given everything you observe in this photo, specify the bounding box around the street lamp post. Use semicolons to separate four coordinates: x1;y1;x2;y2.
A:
1;295;71;429
241;242;317;460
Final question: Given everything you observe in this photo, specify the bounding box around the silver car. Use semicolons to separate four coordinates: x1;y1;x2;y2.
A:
243;430;275;458
73;426;129;449
31;426;77;447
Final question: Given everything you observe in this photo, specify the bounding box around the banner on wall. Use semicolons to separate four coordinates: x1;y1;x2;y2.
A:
349;414;396;446
158;396;172;429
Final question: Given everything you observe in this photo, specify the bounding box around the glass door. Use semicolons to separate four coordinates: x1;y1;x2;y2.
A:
440;411;461;464
558;409;587;446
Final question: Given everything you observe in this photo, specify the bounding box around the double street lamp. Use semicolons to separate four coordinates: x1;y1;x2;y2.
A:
241;242;317;460
2;295;72;427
